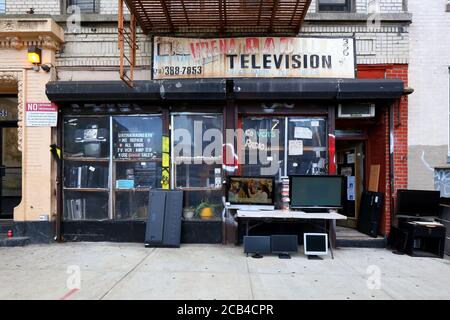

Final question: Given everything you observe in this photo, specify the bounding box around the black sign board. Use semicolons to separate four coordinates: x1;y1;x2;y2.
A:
115;132;156;159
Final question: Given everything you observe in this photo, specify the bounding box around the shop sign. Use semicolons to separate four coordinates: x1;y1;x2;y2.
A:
152;36;356;80
25;102;58;127
115;132;156;159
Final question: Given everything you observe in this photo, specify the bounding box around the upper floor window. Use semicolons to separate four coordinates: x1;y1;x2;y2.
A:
317;0;354;12
66;0;99;14
0;0;6;14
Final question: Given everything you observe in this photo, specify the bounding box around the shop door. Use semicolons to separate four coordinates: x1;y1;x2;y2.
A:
336;141;365;228
0;123;22;219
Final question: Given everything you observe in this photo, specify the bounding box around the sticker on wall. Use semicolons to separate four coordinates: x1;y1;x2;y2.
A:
347;176;356;201
294;127;313;140
288;140;303;156
162;153;170;168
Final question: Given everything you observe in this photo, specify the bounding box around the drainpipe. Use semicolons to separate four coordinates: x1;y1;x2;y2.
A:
388;101;395;234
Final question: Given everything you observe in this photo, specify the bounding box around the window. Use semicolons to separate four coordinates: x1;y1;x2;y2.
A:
317;0;354;12
0;0;5;14
171;113;224;221
240;117;328;178
63;114;163;221
66;0;99;14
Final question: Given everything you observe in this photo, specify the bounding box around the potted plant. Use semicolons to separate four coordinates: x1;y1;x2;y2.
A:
195;200;215;220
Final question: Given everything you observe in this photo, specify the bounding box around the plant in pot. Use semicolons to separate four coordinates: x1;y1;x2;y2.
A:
195;200;216;220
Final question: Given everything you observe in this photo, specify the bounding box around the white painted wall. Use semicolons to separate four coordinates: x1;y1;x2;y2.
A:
408;0;450;190
409;0;450;147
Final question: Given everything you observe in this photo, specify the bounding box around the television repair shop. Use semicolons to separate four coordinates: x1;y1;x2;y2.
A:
46;36;408;244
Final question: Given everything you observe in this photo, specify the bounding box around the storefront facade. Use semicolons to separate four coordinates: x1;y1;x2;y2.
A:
0;0;412;245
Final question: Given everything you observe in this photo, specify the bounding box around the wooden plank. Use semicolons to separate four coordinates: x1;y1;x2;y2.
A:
368;164;381;193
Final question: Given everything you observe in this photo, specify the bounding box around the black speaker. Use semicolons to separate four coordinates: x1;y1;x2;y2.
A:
358;191;384;238
162;190;184;247
145;190;184;248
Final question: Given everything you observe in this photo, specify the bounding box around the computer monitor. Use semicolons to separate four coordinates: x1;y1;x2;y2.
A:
304;233;328;256
243;236;271;258
227;176;275;206
271;235;298;259
397;190;441;217
289;175;344;210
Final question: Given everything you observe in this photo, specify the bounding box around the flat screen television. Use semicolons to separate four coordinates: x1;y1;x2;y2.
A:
289;175;344;209
226;176;275;206
397;189;441;217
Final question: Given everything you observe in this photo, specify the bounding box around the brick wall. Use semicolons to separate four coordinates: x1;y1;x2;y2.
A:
5;0;60;15
358;64;408;236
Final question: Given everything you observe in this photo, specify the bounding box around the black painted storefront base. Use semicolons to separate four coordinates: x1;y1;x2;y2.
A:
13;221;55;244
61;220;223;244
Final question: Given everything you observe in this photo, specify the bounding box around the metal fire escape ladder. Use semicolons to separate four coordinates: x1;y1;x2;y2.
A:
118;0;139;87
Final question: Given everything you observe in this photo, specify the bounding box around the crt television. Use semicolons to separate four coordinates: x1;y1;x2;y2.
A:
304;233;328;256
226;176;275;206
397;189;441;217
289;175;344;209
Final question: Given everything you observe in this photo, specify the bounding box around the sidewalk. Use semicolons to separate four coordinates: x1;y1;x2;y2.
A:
0;243;449;300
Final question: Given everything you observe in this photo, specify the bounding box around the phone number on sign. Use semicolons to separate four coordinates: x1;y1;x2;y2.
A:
154;66;203;76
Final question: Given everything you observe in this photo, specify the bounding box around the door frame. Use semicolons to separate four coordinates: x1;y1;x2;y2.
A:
0;120;21;219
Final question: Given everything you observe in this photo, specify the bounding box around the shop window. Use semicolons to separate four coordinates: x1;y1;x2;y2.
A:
63;116;110;221
317;0;354;12
241;117;286;180
65;0;99;13
240;116;328;177
63;114;163;221
172;114;223;221
113;116;162;220
287;118;328;175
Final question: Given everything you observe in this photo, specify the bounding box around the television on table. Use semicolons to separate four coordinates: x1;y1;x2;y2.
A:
226;176;275;206
397;189;441;217
289;175;344;210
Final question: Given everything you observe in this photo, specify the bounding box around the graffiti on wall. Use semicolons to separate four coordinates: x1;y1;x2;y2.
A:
434;169;450;198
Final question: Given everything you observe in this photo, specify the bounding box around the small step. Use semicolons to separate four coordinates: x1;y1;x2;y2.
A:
0;237;30;247
336;226;386;248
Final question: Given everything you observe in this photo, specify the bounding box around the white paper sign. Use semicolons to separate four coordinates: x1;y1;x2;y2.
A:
347;176;356;201
347;153;356;164
26;102;58;127
294;127;313;139
289;140;303;156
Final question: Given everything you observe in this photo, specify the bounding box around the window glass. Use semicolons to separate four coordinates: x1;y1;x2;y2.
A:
241;117;285;179
63;116;111;221
0;0;5;14
287;118;328;175
67;0;98;13
172;114;223;221
0;97;18;121
318;0;353;12
113;116;163;220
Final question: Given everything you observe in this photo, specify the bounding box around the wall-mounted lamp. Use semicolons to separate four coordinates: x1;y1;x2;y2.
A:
27;46;42;65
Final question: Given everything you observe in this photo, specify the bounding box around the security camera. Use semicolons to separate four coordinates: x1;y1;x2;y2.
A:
40;64;52;72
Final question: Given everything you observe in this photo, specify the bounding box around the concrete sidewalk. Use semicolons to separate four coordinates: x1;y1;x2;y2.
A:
0;243;449;300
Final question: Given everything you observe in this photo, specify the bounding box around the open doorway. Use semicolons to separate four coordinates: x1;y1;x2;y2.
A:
0;95;22;220
336;140;366;229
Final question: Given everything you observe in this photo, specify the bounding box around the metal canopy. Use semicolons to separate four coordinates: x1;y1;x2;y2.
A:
46;79;405;103
124;0;312;35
